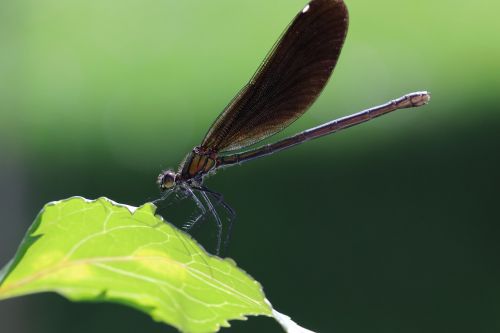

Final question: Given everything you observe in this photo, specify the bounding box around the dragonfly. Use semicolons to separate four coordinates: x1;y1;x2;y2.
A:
156;0;430;255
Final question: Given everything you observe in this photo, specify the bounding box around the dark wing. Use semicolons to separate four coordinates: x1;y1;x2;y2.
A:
201;0;348;152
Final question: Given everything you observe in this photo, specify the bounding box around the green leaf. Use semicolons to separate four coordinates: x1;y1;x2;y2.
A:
0;197;273;333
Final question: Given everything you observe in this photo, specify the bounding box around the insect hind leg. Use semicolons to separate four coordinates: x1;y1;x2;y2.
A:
198;190;224;256
193;185;236;254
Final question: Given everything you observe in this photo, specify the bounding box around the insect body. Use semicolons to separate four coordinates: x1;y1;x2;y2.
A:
156;0;430;255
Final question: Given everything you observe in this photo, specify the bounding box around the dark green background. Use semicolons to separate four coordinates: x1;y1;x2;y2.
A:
1;0;499;332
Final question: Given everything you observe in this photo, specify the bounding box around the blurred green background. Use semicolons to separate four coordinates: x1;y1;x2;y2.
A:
1;0;499;332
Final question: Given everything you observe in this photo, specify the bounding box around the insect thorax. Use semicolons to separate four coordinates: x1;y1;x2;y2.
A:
179;147;217;181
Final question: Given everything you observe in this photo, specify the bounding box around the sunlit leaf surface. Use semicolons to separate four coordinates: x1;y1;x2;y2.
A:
0;197;272;333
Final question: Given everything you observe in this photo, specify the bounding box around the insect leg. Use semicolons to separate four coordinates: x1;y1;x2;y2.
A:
183;186;209;231
199;190;223;256
193;185;236;252
151;188;175;205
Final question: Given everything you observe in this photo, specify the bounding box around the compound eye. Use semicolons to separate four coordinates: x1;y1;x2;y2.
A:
158;170;176;190
162;176;175;189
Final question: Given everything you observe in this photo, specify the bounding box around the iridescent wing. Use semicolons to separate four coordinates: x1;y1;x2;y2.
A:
201;0;348;152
